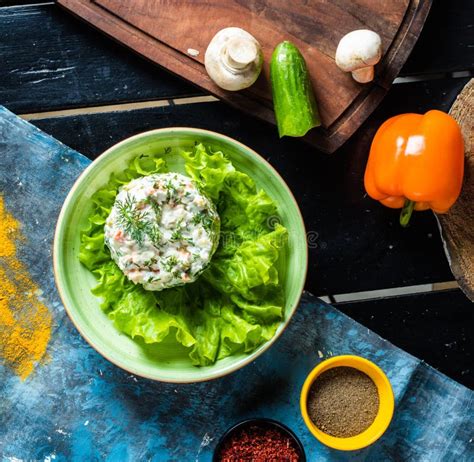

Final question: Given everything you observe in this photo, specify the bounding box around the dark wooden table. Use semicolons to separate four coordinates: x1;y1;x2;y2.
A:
1;0;472;389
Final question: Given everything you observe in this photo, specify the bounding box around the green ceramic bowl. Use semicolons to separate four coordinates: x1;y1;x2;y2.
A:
54;128;307;383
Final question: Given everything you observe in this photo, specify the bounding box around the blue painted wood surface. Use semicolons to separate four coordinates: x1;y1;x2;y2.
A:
0;106;472;461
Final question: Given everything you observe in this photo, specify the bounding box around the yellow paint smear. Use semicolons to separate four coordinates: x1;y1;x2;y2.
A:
0;196;52;380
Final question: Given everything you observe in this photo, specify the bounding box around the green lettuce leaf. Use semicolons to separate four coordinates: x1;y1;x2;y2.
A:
79;145;288;366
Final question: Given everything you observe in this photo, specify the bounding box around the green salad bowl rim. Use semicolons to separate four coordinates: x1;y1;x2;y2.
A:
54;127;308;383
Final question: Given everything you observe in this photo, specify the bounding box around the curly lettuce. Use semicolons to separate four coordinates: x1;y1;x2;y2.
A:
79;144;288;366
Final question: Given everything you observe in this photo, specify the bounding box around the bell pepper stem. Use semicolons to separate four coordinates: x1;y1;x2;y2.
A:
400;199;415;227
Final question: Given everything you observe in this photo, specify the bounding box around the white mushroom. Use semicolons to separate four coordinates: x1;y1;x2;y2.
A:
205;27;263;91
335;30;382;83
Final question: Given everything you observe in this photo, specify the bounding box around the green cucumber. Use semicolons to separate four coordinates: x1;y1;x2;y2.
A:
270;41;321;137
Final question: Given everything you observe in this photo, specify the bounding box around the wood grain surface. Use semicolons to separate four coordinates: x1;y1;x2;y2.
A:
438;79;474;301
57;0;432;152
402;0;474;75
30;77;469;296
337;289;473;388
0;0;473;391
0;4;202;114
2;3;472;115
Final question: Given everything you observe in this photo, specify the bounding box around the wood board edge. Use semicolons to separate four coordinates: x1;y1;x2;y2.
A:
57;0;433;154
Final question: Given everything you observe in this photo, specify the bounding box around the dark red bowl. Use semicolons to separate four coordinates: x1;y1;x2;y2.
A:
213;418;306;461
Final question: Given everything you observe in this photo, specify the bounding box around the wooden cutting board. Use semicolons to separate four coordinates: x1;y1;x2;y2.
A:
57;0;432;153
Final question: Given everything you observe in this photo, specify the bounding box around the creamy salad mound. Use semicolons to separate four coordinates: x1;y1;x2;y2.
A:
104;172;219;291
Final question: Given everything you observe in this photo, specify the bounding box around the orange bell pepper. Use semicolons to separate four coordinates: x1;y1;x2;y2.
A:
364;110;464;226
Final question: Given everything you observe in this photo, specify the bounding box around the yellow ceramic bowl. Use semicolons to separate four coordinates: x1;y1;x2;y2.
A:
300;355;394;451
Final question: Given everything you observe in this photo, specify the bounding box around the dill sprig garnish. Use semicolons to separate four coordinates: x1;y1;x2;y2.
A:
145;196;162;220
115;194;164;247
115;194;149;245
171;229;183;241
162;255;178;272
164;179;178;203
192;210;213;231
147;225;162;247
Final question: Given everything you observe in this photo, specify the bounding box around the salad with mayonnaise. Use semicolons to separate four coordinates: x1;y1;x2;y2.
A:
80;144;288;366
105;173;219;291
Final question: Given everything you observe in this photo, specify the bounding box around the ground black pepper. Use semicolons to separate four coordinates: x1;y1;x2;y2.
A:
216;422;301;461
307;366;379;438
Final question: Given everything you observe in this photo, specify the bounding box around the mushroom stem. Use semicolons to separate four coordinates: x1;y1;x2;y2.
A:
224;37;258;71
351;66;374;83
334;29;382;84
204;27;263;91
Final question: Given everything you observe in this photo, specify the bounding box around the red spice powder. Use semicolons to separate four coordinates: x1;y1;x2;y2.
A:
216;423;302;462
